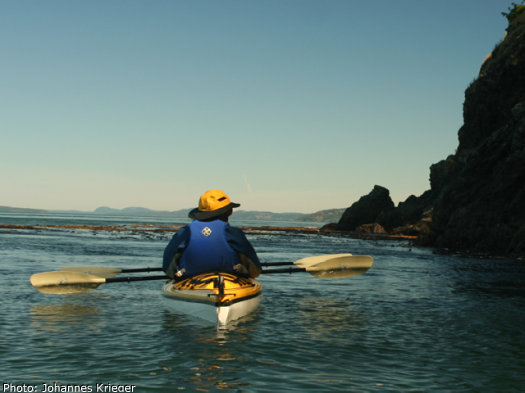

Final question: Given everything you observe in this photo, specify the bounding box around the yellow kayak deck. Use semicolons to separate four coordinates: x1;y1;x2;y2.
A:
163;272;262;307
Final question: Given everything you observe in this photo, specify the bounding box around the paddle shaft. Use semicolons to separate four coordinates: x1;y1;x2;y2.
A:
99;269;305;285
261;262;297;267
120;267;164;273
104;261;299;274
106;269;308;281
116;265;367;279
261;267;306;274
97;268;310;282
106;267;331;281
106;275;168;283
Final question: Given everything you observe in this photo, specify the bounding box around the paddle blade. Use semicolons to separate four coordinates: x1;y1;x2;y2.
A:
306;255;373;279
294;253;352;268
60;266;122;278
30;271;106;294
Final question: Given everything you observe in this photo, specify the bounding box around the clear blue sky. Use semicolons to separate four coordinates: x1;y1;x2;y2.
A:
1;0;510;213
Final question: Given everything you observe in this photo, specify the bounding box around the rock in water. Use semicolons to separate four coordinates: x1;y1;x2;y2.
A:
336;185;394;231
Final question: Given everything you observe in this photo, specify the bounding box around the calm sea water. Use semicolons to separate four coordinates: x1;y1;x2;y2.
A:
1;213;525;392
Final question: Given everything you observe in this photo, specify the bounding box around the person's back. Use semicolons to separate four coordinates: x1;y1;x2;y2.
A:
163;189;262;279
177;219;240;276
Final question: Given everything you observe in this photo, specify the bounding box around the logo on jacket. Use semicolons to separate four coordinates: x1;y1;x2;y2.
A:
201;226;212;237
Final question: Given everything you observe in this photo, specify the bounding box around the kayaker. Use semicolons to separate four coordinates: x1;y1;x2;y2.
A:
163;189;262;279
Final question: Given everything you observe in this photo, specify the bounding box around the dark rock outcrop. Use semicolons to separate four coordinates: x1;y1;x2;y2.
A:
355;223;387;235
323;185;433;238
334;185;394;231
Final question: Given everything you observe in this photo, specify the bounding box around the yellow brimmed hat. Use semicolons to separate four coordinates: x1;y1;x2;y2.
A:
188;189;240;220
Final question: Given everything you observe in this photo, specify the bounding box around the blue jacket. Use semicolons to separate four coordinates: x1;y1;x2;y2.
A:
163;219;261;278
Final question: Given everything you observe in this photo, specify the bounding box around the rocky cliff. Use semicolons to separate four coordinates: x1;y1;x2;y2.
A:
428;8;525;256
328;7;525;257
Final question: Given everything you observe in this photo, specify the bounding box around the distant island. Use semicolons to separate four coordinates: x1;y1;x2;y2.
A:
0;206;47;214
0;205;345;224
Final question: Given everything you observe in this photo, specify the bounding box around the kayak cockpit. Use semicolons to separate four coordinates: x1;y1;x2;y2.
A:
162;272;262;325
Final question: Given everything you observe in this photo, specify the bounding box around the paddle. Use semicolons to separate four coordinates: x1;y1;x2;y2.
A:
60;266;163;278
31;254;373;294
59;253;355;278
262;255;373;279
30;272;169;294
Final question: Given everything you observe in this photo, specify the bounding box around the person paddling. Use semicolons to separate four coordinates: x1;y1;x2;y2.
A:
163;189;262;279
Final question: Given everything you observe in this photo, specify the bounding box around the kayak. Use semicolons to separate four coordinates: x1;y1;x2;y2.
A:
162;272;263;325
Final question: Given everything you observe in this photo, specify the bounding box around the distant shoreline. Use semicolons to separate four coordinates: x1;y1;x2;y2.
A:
0;206;48;214
0;205;345;224
0;223;416;242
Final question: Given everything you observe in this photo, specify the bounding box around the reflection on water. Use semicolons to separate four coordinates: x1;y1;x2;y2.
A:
159;310;259;391
295;293;368;344
186;357;249;391
161;308;260;345
30;303;102;332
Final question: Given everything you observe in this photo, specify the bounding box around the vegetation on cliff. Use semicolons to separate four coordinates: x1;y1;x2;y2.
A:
502;1;525;23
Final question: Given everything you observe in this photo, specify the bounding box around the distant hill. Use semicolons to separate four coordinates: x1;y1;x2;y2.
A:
233;210;303;221
0;205;342;224
0;206;47;213
296;208;345;223
94;206;304;221
93;206;190;217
